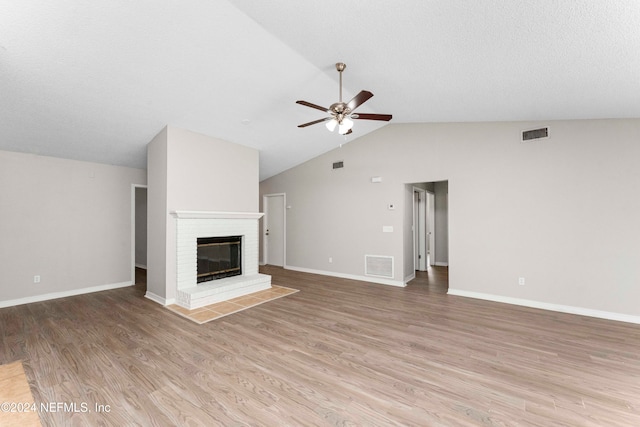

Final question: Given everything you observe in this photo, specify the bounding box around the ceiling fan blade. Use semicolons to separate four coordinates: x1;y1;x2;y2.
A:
346;90;373;111
352;113;393;121
298;117;331;128
296;100;330;112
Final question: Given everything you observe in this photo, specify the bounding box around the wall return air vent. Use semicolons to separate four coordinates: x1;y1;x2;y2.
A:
522;127;549;142
365;255;394;279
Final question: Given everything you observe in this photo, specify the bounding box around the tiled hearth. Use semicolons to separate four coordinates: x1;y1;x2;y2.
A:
168;285;298;324
171;211;271;310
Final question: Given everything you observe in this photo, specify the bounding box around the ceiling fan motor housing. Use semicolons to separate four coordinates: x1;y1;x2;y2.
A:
330;102;349;115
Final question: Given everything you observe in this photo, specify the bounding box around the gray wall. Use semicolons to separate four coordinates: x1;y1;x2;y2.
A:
146;126;259;303
147;127;169;300
0;150;146;304
260;119;640;317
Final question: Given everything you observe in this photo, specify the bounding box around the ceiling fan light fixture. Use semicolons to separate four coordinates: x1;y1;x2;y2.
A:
325;119;338;132
296;62;392;133
338;117;353;135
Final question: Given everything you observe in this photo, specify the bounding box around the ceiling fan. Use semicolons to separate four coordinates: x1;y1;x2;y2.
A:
296;62;392;135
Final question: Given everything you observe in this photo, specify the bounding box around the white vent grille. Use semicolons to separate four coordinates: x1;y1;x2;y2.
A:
365;255;394;278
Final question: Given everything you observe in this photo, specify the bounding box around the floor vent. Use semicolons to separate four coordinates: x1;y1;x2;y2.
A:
365;255;394;279
332;161;344;169
522;127;549;141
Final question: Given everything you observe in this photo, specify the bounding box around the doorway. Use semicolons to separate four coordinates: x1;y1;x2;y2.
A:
413;188;435;271
131;184;148;285
413;188;427;271
406;180;449;288
263;193;286;267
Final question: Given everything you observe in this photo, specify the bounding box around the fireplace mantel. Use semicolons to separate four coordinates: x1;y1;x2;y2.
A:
171;211;264;220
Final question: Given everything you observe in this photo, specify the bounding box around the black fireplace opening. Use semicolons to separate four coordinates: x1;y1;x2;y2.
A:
197;236;242;283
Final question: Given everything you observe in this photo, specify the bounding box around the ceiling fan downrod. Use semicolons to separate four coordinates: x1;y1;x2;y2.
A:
336;62;346;103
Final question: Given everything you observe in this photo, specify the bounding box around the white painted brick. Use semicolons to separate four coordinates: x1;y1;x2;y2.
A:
174;213;269;307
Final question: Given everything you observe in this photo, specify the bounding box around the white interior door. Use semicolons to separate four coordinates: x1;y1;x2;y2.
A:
264;194;285;267
427;191;435;266
414;191;420;269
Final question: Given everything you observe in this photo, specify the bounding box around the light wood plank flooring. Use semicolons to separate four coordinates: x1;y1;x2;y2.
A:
0;361;41;426
1;266;639;426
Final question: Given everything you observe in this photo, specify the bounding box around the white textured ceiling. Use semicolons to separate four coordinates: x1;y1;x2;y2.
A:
2;1;640;180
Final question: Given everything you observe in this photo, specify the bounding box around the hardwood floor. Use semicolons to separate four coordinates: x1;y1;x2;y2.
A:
0;361;41;426
1;266;639;426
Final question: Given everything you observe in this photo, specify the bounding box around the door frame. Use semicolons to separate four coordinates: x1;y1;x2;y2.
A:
262;193;286;267
412;187;427;271
426;190;435;266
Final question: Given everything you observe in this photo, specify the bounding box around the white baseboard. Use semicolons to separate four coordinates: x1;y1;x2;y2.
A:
285;265;406;287
447;288;640;325
434;262;449;267
404;272;416;284
135;263;147;269
144;291;175;306
0;281;133;309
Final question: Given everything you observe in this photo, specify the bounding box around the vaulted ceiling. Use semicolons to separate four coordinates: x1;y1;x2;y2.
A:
2;1;639;180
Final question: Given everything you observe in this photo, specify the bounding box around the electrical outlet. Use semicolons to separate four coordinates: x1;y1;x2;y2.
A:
328;257;333;263
518;277;525;286
34;275;41;283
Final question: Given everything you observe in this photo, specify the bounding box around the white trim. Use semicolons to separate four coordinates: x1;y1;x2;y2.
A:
285;265;405;287
0;281;133;309
144;291;175;306
435;262;449;267
447;289;640;325
426;190;436;267
171;211;264;220
404;272;416;284
412;186;427;272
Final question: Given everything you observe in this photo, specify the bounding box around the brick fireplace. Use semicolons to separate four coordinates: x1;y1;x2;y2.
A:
171;211;271;309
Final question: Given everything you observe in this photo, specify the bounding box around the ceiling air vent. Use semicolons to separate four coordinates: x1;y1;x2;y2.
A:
332;161;344;169
522;127;549;142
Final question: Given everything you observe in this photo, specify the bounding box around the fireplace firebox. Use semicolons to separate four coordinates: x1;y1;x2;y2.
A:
197;236;242;283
